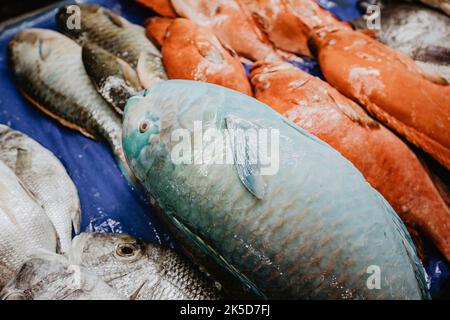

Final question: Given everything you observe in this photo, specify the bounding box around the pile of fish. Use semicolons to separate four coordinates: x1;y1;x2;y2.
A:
2;0;449;299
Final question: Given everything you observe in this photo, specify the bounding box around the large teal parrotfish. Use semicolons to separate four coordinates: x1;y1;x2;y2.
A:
122;80;430;300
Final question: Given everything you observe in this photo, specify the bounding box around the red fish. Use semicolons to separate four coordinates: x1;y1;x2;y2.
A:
158;18;252;95
251;61;450;261
308;26;450;171
136;0;178;17
240;0;347;57
170;0;282;62
145;16;173;47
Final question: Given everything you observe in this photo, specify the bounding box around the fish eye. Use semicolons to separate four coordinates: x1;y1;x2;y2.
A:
139;120;150;133
115;242;140;259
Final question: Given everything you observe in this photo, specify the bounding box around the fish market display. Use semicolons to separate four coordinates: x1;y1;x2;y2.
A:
122;80;429;299
70;233;222;300
9;29;124;161
82;43;142;114
56;3;167;89
309;26;450;171
0;125;80;254
0;253;125;300
155;18;252;95
0;161;58;288
239;0;346;57
136;0;178;18
250;62;450;262
354;2;450;82
145;16;173;47
170;0;282;62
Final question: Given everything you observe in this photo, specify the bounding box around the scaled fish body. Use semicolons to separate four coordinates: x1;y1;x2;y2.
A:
354;2;450;82
170;0;282;62
251;62;450;262
156;18;252;95
82;43;143;114
145;17;173;47
70;233;221;300
0;161;58;288
122;80;429;299
9;29;124;161
420;0;450;15
136;0;178;17
309;26;450;171
240;0;346;57
0;253;125;300
0;125;80;254
56;3;167;89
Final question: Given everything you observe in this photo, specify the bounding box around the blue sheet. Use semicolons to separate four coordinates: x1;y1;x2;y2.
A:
0;0;447;298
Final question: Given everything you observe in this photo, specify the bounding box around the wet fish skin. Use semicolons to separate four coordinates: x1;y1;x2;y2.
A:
158;18;252;95
136;0;178;17
0;160;58;289
145;16;174;47
9;28;124;161
250;61;450;262
56;3;167;88
0;252;126;300
82;43;142;114
0;125;80;254
354;2;450;82
308;25;450;171
69;233;222;300
420;0;450;15
122;80;429;299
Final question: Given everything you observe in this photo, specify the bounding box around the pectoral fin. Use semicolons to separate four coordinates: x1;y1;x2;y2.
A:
225;115;266;200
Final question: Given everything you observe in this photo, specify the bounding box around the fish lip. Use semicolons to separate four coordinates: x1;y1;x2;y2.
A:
69;233;90;266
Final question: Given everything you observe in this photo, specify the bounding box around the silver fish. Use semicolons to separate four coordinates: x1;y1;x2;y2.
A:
0;160;58;289
0;125;80;253
8;28;124;162
69;233;222;300
0;252;126;300
56;3;167;89
355;1;450;82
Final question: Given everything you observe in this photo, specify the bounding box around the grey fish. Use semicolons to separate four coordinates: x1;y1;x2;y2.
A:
0;252;126;300
420;0;450;15
69;233;222;300
82;43;142;114
122;80;430;300
355;1;450;82
0;125;80;253
0;160;59;289
9;28;125;162
56;3;167;89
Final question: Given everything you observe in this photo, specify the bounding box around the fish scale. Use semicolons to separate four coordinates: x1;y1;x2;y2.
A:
122;80;429;299
9;29;124;161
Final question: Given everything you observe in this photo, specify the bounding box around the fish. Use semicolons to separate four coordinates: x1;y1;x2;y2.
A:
155;18;252;95
145;17;174;47
82;43;143;114
250;61;450;262
69;233;222;300
239;0;347;57
9;28;124;162
0;160;58;289
354;2;450;82
122;80;429;299
0;252;125;300
308;25;450;171
0;125;80;254
56;3;167;89
136;0;178;17
170;0;282;62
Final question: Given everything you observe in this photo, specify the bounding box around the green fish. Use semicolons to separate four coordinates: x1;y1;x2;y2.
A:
122;80;430;300
9;28;124;162
56;3;167;89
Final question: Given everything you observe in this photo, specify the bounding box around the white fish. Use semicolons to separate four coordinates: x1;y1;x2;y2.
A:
0;125;81;253
0;160;59;288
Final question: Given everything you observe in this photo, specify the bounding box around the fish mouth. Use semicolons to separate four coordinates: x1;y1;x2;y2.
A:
68;233;90;265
